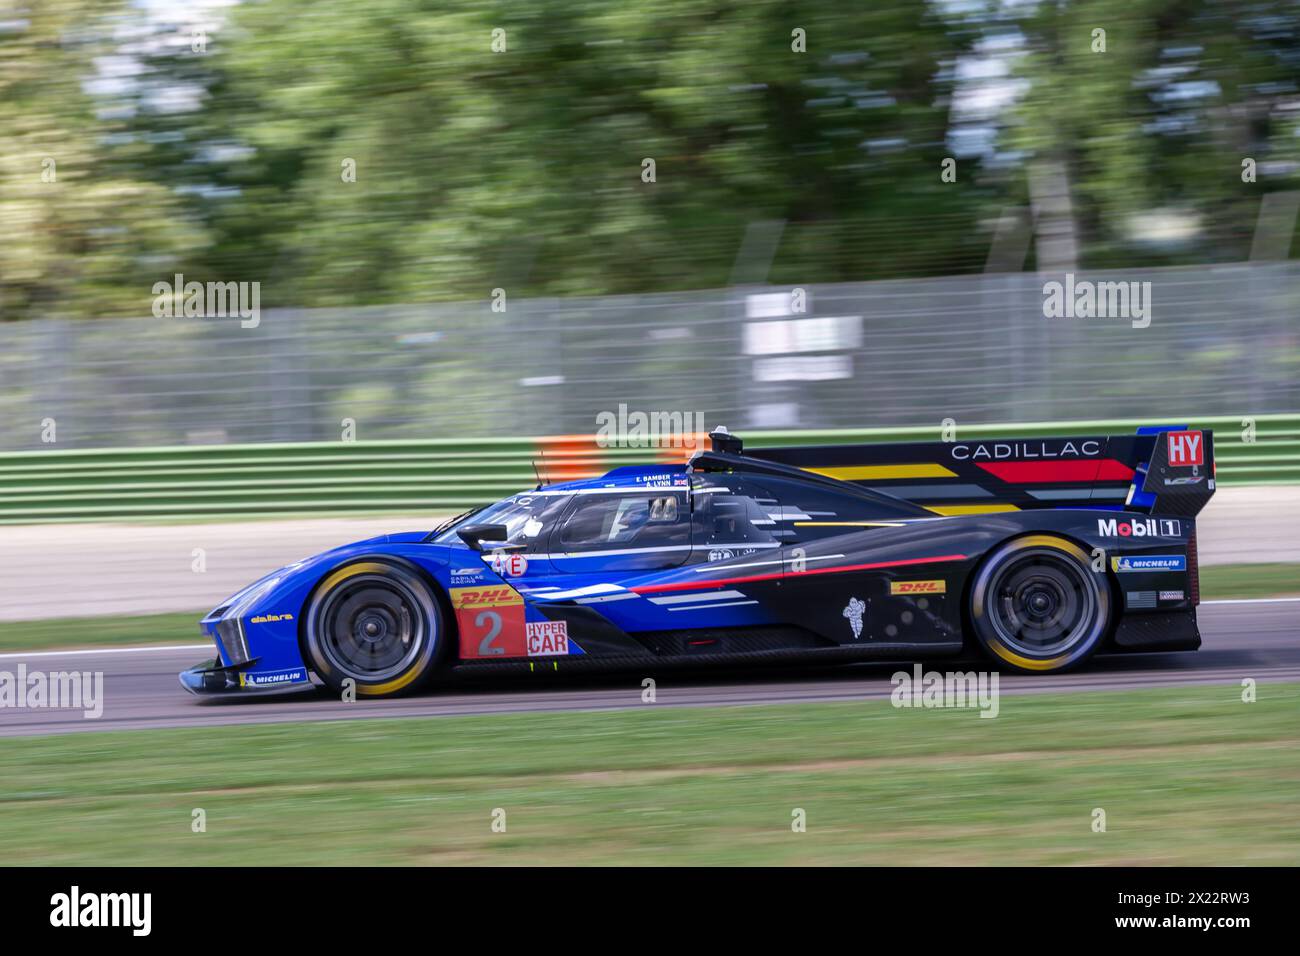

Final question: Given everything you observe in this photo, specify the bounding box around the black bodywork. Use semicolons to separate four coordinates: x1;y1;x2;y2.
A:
513;427;1213;671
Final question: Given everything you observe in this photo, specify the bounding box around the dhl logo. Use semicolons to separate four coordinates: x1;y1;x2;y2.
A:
889;580;946;595
451;585;523;609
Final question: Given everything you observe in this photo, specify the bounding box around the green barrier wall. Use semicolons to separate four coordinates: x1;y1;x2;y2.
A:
0;415;1293;523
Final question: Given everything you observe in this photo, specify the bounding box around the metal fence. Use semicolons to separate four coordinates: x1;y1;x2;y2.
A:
1;263;1298;450
0;415;1296;525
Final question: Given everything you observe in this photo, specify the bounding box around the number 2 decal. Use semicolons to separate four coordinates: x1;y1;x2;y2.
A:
476;610;504;656
451;585;526;659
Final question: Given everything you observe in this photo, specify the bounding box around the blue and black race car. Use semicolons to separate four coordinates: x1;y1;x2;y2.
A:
181;425;1215;698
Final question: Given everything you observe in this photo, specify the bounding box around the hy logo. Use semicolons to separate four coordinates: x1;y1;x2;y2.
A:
1167;430;1204;467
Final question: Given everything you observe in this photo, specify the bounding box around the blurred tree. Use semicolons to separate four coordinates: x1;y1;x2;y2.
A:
1003;0;1300;267
0;0;205;321
125;0;987;307
4;0;1300;320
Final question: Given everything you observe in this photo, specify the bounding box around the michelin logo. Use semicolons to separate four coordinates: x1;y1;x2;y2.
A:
239;667;308;687
1111;555;1186;573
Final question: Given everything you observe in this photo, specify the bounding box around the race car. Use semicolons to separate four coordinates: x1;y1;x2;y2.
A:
181;425;1215;698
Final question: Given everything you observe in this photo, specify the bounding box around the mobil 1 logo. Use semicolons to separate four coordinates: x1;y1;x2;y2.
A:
1097;517;1180;538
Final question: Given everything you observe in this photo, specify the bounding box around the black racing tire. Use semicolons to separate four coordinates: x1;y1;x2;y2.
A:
968;535;1111;674
302;559;445;698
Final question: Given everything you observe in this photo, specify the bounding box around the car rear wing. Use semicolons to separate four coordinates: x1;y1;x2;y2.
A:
726;426;1215;518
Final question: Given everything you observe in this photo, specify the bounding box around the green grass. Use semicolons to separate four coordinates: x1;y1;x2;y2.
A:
0;611;203;652
1201;562;1300;600
1;562;1294;654
1;684;1297;865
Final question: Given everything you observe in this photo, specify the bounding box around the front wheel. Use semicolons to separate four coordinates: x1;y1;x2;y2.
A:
302;560;444;697
969;535;1111;673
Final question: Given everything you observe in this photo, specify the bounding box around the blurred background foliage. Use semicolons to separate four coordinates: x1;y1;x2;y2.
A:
1;0;1299;321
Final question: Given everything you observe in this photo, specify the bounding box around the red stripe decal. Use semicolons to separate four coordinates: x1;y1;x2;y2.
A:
630;554;967;595
975;459;1134;483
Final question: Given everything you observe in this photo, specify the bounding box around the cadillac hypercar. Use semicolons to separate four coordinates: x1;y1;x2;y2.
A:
181;425;1215;698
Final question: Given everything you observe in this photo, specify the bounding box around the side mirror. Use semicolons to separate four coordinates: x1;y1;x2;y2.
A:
457;523;509;551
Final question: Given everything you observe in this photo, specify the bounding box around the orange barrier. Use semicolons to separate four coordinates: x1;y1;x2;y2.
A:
534;433;709;483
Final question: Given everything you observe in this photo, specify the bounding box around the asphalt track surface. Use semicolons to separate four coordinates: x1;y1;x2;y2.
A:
1;600;1297;737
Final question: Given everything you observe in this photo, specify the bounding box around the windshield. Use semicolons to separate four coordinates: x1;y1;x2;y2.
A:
433;493;571;548
429;505;484;537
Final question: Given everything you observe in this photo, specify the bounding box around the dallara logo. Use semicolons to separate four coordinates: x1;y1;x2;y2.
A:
890;580;946;595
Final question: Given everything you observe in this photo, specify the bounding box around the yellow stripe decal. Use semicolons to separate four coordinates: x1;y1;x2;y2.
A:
807;463;957;481
925;504;1021;516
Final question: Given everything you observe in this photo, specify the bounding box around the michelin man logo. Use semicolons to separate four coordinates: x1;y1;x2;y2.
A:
843;597;866;639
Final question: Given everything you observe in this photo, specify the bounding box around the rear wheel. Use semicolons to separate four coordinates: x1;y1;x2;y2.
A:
969;535;1110;673
303;560;444;697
